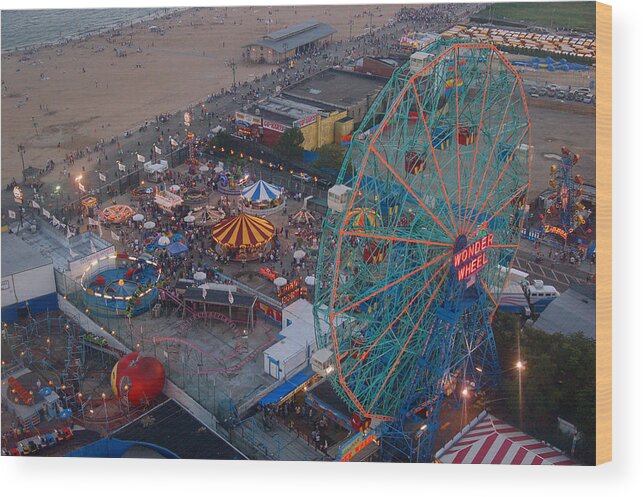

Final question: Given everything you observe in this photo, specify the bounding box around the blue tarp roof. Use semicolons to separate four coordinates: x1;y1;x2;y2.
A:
258;368;314;407
166;241;188;256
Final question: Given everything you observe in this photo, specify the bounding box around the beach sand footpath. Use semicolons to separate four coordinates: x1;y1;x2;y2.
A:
1;4;402;184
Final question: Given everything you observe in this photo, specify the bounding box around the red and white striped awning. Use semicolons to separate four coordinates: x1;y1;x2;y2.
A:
436;412;575;465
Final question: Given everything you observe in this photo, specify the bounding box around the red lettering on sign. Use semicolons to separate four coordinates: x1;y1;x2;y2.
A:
454;235;492;282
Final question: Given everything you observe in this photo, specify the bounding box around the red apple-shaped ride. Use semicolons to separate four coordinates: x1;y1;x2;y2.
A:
110;352;165;406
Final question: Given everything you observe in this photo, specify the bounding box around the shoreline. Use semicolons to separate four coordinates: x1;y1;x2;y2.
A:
1;6;191;55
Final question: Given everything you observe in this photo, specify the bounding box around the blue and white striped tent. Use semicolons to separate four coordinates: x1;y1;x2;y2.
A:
241;180;283;202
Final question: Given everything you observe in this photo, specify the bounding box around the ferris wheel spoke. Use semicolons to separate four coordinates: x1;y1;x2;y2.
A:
465;125;530;234
370;146;456;241
465;48;494;218
365;265;450;413
454;47;463;230
479;278;498;309
465;78;518;230
469;184;529;234
411;81;459;235
342;259;450;383
339;230;453;248
331;251;449;319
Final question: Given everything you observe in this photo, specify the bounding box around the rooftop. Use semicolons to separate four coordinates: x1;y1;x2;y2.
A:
282;68;388;109
533;285;596;338
1;233;52;277
11;219;113;274
247;19;337;53
113;399;248;459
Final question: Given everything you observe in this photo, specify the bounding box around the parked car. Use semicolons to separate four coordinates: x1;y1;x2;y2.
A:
546;87;558;97
566;91;575;101
291;171;312;183
315;177;333;188
538;87;548;96
529;88;540;97
556;90;566;99
583;94;594;103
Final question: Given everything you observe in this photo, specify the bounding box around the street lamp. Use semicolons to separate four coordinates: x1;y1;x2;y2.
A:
101;392;110;431
416;424;428;463
17;144;26;174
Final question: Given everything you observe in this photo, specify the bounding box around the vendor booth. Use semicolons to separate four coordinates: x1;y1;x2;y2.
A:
144;160;169;183
240;180;285;215
211;213;275;261
155;190;183;213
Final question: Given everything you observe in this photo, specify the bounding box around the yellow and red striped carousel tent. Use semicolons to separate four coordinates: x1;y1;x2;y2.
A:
211;213;275;249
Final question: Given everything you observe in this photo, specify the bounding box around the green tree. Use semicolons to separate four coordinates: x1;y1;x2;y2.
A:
490;313;596;464
313;143;346;170
274;127;304;161
211;130;234;149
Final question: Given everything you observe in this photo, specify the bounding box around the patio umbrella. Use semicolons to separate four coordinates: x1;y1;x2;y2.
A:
293;249;306;261
169;184;181;193
193;271;206;282
184;215;196;223
132;213;145;222
305;275;316;286
158;236;171;246
274;277;287;287
199;164;210;172
143;221;156;229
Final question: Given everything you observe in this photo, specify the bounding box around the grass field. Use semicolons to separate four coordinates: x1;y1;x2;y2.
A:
476;2;596;33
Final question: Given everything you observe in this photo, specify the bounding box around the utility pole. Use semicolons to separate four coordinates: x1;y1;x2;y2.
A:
31;117;39;136
349;20;354;41
369;10;373;36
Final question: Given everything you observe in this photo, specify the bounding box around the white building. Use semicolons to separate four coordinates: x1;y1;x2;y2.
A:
1;234;57;322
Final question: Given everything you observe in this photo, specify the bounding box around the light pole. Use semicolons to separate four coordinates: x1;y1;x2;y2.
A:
17;144;25;174
416;424;428;463
31;116;39;136
225;58;237;92
349;20;354;41
101;392;110;431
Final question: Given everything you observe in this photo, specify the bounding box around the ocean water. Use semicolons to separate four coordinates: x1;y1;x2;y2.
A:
1;8;171;51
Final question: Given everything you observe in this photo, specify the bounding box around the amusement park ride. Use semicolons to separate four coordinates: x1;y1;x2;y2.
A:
314;39;532;462
541;146;592;251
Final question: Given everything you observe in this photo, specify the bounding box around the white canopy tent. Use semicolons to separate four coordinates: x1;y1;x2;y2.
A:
144;159;169;182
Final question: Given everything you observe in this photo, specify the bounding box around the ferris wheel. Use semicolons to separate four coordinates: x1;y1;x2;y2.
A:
313;40;531;461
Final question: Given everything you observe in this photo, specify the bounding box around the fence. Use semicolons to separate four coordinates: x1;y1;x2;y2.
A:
53;267;295;460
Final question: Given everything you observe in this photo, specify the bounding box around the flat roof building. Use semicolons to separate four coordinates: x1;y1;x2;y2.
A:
243;19;336;64
282;68;388;123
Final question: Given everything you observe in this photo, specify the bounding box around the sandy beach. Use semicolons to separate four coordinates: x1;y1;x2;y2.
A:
1;4;403;184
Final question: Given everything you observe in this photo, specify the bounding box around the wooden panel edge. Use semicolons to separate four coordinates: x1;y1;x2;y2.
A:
595;1;612;466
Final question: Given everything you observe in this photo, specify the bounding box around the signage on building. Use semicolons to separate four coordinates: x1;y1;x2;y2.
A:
254;300;282;323
338;430;377;462
235;112;262;127
262;119;287;133
293;115;317;129
2;279;10;291
543;224;572;240
453;234;494;282
277;276;307;305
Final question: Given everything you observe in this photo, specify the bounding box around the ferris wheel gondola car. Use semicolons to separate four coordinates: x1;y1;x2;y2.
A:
404;151;427;174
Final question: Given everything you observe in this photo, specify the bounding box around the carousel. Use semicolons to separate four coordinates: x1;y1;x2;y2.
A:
187;205;226;226
211;213;275;261
131;184;158;199
216;165;250;195
240;180;285;215
182;186;210;205
102;205;135;224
